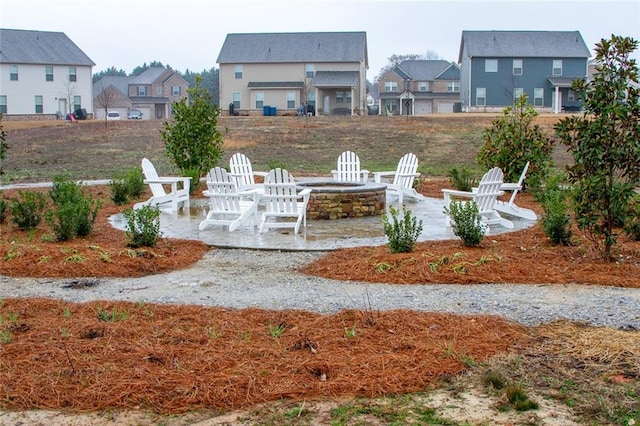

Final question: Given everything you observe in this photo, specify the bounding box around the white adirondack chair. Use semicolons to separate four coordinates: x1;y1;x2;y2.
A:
199;167;260;232
442;167;514;229
141;158;191;211
373;153;425;204
331;151;370;182
494;161;537;220
259;168;312;234
229;153;268;191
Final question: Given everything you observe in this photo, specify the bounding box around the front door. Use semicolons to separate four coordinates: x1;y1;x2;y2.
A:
323;96;330;116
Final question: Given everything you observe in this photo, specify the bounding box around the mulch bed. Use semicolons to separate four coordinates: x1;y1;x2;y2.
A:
0;297;527;413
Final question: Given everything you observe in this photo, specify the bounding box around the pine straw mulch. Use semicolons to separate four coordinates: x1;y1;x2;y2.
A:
0;298;527;413
1;180;639;415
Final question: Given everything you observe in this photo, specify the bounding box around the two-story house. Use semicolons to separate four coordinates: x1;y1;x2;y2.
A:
93;67;189;120
458;30;591;113
217;32;368;116
0;28;95;119
378;60;460;115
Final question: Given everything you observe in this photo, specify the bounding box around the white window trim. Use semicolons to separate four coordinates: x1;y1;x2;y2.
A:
513;59;523;76
485;59;498;73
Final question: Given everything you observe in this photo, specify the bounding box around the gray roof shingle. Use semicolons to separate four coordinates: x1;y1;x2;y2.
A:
93;76;130;98
459;30;591;61
217;32;367;66
313;71;359;87
0;28;95;66
396;60;452;80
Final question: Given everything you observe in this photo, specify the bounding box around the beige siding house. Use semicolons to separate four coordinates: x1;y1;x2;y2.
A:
378;60;460;115
93;67;189;120
0;28;95;119
217;32;368;116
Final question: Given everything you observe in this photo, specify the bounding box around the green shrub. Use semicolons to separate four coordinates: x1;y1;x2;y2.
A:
0;198;6;224
624;194;640;241
477;94;554;190
444;200;485;247
268;159;287;170
47;177;102;241
10;190;47;230
382;205;423;253
122;204;161;247
110;166;145;205
447;167;477;192
537;172;573;246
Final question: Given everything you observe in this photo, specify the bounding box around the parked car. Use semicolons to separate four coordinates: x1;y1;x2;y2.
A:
107;111;120;120
127;109;143;119
72;108;88;120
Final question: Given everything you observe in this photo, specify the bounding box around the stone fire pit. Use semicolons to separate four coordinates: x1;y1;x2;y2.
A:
297;180;387;220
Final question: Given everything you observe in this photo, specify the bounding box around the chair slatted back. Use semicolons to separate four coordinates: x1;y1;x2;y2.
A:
335;151;364;182
263;168;301;214
229;153;255;188
393;153;419;189
474;167;504;214
206;167;242;213
141;158;166;197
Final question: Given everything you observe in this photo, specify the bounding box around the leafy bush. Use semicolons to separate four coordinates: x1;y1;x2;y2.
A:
267;159;287;171
0;114;7;176
10;190;47;230
382;205;423;253
447;167;477;192
110;166;145;205
477;94;554;190
0;198;6;224
47;177;102;241
536;172;573;245
122;205;161;247
624;194;640;241
555;35;640;260
444;200;485;246
161;75;224;189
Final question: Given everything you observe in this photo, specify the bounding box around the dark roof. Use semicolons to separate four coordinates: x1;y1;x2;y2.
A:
247;81;304;89
395;60;452;80
217;32;367;66
312;71;359;87
0;28;95;66
548;77;582;87
93;76;130;98
459;31;591;62
129;67;169;85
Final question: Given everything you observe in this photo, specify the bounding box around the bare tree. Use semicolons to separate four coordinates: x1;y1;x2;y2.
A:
377;53;424;79
424;50;443;60
94;83;120;128
60;79;77;117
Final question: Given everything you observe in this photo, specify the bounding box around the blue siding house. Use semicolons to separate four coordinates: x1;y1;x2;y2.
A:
458;31;591;113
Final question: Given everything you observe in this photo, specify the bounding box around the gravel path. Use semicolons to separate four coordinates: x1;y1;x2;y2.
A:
1;248;639;329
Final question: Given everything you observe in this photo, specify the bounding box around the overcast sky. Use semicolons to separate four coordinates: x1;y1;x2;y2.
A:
2;0;639;79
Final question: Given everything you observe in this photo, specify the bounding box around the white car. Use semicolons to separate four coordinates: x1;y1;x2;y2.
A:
107;111;120;120
127;110;143;119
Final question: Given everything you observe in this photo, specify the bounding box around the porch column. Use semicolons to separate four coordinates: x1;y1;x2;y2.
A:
351;86;355;116
554;86;560;114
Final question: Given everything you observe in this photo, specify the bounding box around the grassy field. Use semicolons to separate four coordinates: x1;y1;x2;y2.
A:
1;114;571;185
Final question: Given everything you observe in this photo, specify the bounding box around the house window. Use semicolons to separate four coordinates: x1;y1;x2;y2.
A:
234;65;243;79
307;91;315;107
418;82;428;92
513;59;523;75
553;60;563;76
568;90;576;101
513;87;524;101
10;65;18;81
447;81;459;92
0;96;7;114
534;88;544;106
346;90;352;104
305;64;314;78
156;86;162;95
287;92;296;109
35;95;43;114
45;66;53;82
476;87;486;106
171;86;181;96
138;86;147;96
73;96;81;111
384;99;398;113
232;92;241;109
485;59;498;72
68;67;77;82
336;91;344;103
255;92;264;108
384;81;397;92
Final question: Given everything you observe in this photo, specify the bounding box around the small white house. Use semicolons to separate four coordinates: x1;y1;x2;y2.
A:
0;28;95;119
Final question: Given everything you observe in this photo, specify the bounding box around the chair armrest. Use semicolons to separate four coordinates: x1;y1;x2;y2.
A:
298;188;312;197
373;171;395;183
500;183;522;191
441;188;475;198
144;176;191;184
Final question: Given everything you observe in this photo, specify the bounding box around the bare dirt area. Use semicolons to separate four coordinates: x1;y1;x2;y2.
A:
0;117;638;425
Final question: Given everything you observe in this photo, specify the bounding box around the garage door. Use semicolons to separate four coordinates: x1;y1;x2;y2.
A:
438;102;455;113
415;101;432;115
